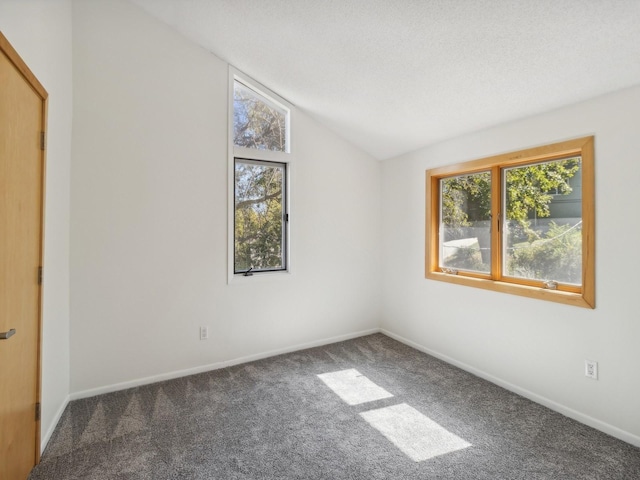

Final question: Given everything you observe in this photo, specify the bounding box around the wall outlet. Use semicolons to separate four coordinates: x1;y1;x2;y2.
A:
585;360;598;380
200;326;209;340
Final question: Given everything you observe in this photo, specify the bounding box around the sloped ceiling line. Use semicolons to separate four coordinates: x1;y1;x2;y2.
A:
131;0;640;160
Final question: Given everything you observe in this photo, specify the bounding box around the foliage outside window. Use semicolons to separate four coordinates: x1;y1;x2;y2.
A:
234;81;288;152
235;159;286;273
230;76;291;278
426;137;594;308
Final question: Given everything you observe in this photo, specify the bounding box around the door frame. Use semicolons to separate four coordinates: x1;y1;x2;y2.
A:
0;30;48;464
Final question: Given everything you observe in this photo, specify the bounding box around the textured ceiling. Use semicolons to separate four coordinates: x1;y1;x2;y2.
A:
130;0;640;160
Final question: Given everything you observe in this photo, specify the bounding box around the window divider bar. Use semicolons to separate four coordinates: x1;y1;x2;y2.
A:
491;165;502;280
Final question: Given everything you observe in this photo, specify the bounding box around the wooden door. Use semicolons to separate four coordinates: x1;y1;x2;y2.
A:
0;32;47;479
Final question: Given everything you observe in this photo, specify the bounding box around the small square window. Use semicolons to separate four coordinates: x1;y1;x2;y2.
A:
233;80;288;152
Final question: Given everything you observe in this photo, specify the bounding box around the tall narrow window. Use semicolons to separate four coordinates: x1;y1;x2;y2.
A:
229;72;292;280
440;171;492;275
426;137;594;308
234;159;286;273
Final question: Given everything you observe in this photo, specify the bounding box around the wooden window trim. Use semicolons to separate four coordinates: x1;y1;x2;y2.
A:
425;136;595;309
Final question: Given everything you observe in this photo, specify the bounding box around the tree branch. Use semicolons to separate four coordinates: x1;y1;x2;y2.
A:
236;189;282;209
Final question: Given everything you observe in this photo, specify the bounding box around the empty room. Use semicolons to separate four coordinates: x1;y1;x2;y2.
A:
1;0;640;478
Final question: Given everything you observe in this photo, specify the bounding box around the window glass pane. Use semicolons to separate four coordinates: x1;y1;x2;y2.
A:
233;81;288;152
234;160;286;273
503;157;582;285
439;172;491;274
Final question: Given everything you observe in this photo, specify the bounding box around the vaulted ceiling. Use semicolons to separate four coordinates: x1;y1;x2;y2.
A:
130;0;640;160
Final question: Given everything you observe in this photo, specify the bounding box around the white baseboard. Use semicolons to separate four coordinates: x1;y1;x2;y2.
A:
65;326;639;448
69;360;227;401
381;328;640;448
69;327;381;401
41;394;70;454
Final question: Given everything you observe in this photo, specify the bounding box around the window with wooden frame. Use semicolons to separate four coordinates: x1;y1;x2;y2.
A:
425;137;595;308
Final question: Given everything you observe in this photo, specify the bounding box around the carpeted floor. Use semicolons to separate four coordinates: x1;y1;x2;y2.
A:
30;334;640;479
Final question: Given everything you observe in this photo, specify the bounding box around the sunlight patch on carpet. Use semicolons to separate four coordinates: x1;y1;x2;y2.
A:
317;369;393;405
360;403;471;462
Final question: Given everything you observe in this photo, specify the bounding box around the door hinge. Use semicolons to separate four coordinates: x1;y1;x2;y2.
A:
38;266;43;285
35;402;41;421
40;131;46;151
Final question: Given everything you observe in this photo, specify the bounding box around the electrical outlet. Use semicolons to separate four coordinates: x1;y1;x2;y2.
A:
200;326;209;340
585;360;598;380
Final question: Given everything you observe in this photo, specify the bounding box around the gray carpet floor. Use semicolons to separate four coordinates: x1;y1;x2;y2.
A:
30;334;640;479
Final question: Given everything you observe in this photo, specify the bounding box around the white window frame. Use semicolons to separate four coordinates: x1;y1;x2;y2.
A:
227;67;294;284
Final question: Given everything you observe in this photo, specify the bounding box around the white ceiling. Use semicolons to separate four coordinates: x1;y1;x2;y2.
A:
130;0;640;160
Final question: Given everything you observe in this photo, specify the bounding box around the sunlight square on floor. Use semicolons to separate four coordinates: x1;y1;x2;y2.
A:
317;369;394;405
361;403;471;462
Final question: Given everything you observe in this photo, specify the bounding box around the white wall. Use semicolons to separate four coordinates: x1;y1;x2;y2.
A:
0;0;73;449
70;0;381;395
381;85;640;445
